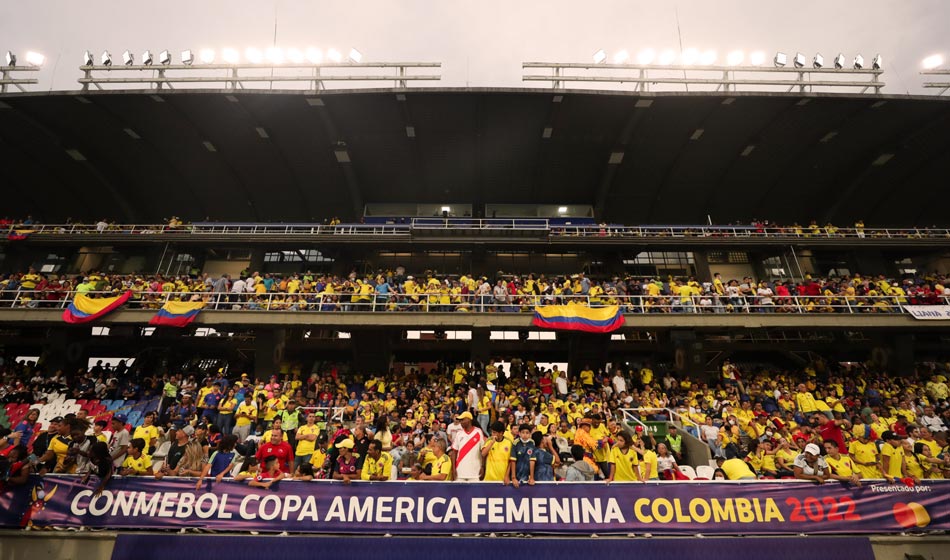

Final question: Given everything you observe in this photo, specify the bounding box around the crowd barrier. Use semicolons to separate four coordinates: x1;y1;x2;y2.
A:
2;290;946;317
2;475;946;535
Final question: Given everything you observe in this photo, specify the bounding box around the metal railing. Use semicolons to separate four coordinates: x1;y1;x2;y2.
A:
5;221;950;240
1;290;939;316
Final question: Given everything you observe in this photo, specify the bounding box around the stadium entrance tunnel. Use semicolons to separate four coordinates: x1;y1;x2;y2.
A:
2;532;948;560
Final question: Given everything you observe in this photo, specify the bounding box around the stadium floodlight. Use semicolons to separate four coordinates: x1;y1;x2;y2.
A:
142;50;153;66
244;48;263;64
658;49;676;65
834;53;846;69
773;52;787;67
122;50;134;66
636;48;655;65
813;53;824;69
181;50;195;65
557;206;568;214
612;50;629;64
348;48;363;63
853;54;864;69
159;50;171;65
199;49;215;64
922;54;944;70
680;48;699;65
793;52;806;68
83;50;94;66
265;47;284;64
699;50;717;65
286;48;304;63
4;51;15;66
305;47;323;63
25;51;44;66
222;48;239;64
872;54;883;70
327;48;343;63
726;50;744;66
101;51;113;66
749;51;766;66
592;49;607;64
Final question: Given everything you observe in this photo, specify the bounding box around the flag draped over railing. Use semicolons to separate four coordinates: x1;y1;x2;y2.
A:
532;305;625;333
149;300;205;327
62;291;132;324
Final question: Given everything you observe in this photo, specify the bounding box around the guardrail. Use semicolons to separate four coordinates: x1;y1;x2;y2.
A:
1;290;938;315
4;221;950;240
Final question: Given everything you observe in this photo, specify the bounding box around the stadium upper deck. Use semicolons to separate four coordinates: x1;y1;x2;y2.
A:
1;88;949;226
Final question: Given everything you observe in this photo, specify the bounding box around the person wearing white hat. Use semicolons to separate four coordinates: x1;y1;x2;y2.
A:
793;442;830;483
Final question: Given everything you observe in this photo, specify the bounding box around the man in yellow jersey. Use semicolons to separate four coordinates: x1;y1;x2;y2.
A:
233;393;258;443
361;440;393;481
795;383;819;414
823;440;861;486
848;425;883;479
294;413;320;471
482;421;512;481
880;431;910;483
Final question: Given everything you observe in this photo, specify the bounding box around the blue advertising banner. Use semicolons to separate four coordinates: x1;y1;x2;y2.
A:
112;535;877;560
2;475;948;535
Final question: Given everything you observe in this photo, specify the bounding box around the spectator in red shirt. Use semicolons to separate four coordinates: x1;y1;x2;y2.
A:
816;414;850;452
255;429;293;474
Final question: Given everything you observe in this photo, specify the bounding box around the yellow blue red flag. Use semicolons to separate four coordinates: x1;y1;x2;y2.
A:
149;300;205;327
62;291;132;324
532;305;625;333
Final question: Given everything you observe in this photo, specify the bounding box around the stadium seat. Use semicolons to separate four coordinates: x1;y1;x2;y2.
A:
695;465;715;480
100;399;112;409
678;465;697;480
76;399;86;406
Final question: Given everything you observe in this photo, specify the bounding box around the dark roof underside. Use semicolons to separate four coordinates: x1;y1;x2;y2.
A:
1;88;949;226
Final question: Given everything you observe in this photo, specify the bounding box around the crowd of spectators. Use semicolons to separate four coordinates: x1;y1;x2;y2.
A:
2;353;949;494
1;266;948;314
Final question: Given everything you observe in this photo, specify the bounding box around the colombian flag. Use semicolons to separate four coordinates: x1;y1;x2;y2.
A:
62;291;132;324
532;305;625;333
149;300;205;327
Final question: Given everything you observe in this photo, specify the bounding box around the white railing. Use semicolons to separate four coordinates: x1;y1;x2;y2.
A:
0;289;939;316
6;221;950;240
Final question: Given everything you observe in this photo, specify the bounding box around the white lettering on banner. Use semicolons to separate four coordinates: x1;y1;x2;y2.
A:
70;490;93;515
158;493;178;517
258;495;281;520
195;493;219;519
299;496;319;521
905;305;950;320
176;493;195;517
394;497;414;523
135;492;161;517
218;494;233;519
89;492;113;516
376;496;393;522
240;495;259;519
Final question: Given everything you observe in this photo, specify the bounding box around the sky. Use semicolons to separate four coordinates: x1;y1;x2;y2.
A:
1;0;947;94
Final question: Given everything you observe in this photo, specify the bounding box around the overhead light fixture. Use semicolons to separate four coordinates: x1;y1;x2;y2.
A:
101;51;113;66
557;206;568;214
305;47;323;63
853;54;864;69
265;47;284;64
25;51;44;66
680;48;699;65
872;54;883;70
245;48;263;64
636;48;655;65
813;53;824;69
181;50;195;65
83;50;94;66
4;51;15;66
222;48;239;64
592;49;607;64
749;51;766;66
286;48;304;63
773;52;787;67
834;53;846;69
658;49;676;65
793;52;806;68
122;50;134;66
922;54;944;70
726;50;744;66
327;48;343;63
199;49;215;64
348;48;363;63
142;50;153;66
699;50;717;65
159;50;171;65
440;206;451;212
612;50;629;64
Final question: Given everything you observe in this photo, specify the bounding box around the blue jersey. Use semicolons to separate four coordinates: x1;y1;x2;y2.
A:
511;439;537;482
533;447;555;481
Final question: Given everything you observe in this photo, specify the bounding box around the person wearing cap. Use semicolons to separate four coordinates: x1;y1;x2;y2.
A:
793;443;830;483
449;411;484;482
109;414;131;468
880;431;911;483
333;438;361;484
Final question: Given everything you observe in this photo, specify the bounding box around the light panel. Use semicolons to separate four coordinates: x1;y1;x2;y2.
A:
726;50;744;66
199;49;215;64
592;49;607;64
636;48;655;65
181;49;194;65
245;48;263;64
922;54;944;70
25;51;45;66
222;48;239;64
749;51;766;66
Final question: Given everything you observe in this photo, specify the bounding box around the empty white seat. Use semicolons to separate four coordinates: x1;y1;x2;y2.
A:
695;465;715;479
678;465;697;480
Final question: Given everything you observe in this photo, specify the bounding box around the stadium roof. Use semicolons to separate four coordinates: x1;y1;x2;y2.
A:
1;88;949;226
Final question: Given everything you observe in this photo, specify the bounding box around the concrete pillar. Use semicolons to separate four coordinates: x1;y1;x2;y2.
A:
567;333;609;380
692;251;711;281
248;248;266;275
471;328;491;366
254;328;286;378
352;329;394;374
